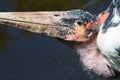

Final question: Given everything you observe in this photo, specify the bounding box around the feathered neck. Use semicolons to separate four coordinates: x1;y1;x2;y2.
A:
74;38;118;78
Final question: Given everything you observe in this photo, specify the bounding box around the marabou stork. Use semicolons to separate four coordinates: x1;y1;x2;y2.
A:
0;0;119;79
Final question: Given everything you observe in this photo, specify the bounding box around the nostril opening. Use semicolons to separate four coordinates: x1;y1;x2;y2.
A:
54;14;60;17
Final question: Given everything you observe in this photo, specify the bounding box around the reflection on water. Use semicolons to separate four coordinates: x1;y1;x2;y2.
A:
0;0;111;80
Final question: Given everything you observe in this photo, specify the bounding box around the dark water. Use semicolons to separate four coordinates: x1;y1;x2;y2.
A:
0;0;112;80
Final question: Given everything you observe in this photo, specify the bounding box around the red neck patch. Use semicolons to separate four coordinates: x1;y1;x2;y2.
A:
99;12;110;25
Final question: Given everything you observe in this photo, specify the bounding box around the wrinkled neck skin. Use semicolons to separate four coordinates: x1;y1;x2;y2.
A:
73;37;119;78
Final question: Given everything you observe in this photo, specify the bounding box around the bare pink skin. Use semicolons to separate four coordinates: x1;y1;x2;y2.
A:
74;38;116;78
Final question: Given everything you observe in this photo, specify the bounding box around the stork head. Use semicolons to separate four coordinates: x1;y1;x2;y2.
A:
0;10;97;42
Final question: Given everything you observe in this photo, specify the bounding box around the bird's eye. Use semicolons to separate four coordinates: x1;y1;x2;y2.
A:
76;20;84;26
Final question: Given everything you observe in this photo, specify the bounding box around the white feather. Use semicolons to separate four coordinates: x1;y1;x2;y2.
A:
97;7;120;71
97;10;120;57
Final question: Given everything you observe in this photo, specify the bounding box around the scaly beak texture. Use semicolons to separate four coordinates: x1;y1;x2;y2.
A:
0;10;97;42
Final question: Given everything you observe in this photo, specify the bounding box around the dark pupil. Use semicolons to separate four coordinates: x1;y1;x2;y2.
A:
77;21;83;25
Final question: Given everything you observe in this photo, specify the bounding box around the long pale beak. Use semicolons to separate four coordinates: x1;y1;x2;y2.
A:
0;10;97;42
